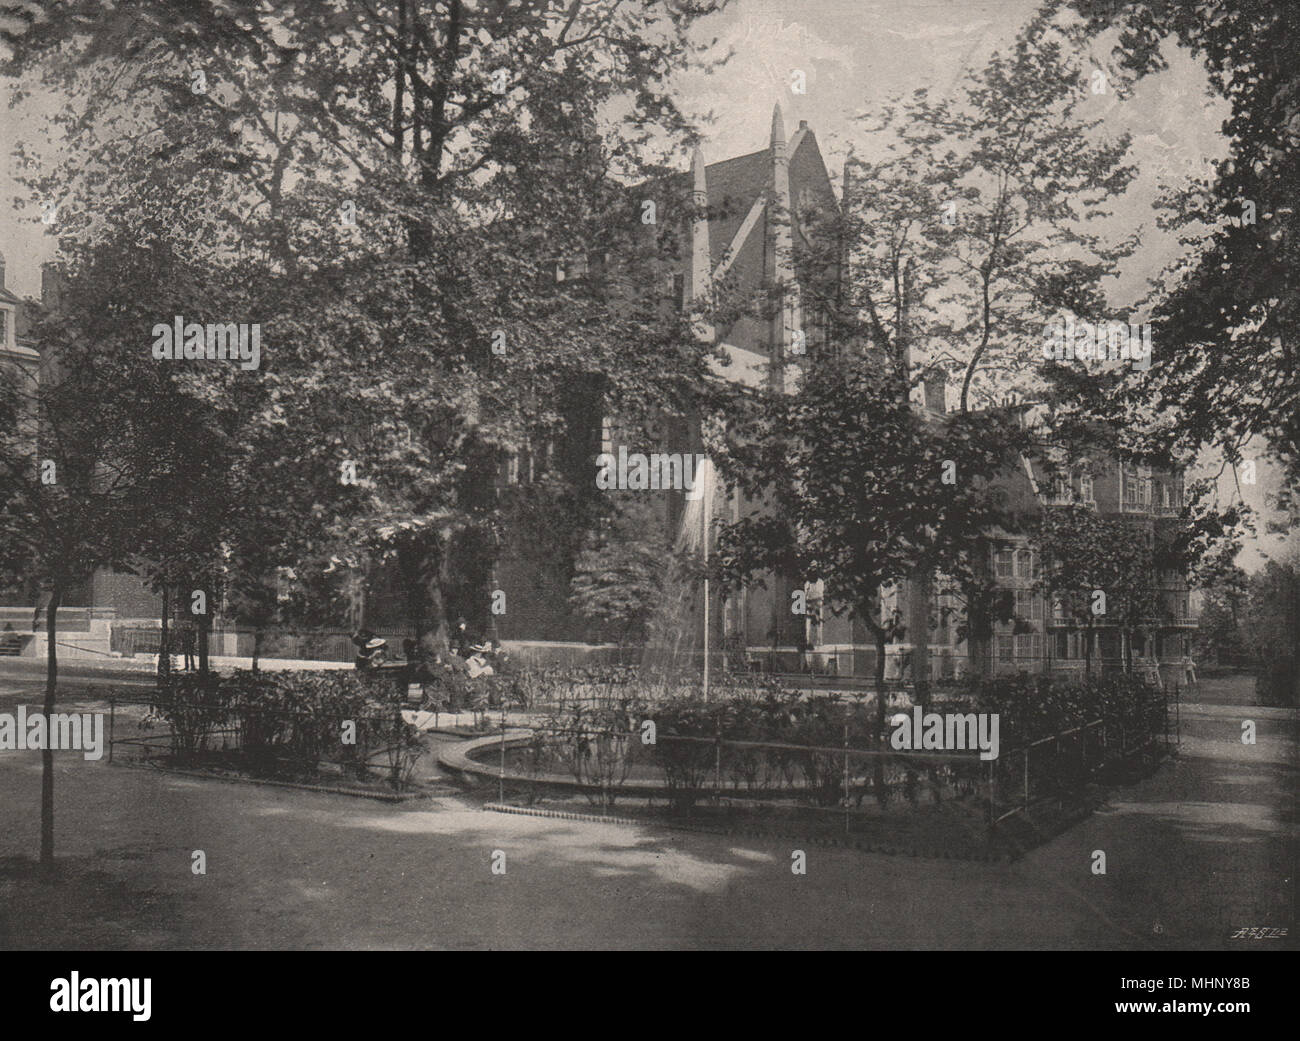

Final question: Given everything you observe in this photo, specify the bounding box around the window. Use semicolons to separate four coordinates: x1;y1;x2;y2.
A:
1015;549;1037;581
1122;463;1139;507
997;634;1014;662
995;548;1014;579
1015;589;1042;622
1014;633;1042;660
1078;470;1094;503
1055;631;1084;659
805;580;825;647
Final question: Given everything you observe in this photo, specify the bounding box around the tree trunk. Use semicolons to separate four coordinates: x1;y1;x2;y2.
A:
197;588;210;686
863;615;889;810
251;627;262;673
349;561;369;633
40;583;62;872
158;583;170;685
910;568;932;708
423;545;454;657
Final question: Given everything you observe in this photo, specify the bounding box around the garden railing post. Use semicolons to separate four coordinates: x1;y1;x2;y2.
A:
987;759;995;826
713;722;722;809
108;698;115;765
1170;684;1176;753
843;717;850;835
1175;683;1181;752
499;715;506;804
1023;745;1029;813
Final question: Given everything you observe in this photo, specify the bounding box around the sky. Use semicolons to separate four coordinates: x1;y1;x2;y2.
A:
0;0;1290;568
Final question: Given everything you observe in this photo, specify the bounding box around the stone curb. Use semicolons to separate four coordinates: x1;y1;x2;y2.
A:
111;760;443;803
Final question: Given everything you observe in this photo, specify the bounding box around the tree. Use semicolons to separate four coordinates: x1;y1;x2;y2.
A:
1033;503;1159;675
818;11;1136;415
713;354;1023;749
1194;589;1248;667
0;248;197;870
3;0;729;657
1241;552;1300;675
569;492;672;649
1063;0;1300;505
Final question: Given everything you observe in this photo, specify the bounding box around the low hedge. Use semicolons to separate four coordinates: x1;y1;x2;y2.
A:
146;669;425;787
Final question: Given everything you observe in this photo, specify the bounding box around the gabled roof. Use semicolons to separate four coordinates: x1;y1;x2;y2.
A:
655;129;837;270
699;147;769;269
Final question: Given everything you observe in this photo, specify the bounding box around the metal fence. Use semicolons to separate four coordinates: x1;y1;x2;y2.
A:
106;695;425;791
109;626;358;662
479;686;1179;834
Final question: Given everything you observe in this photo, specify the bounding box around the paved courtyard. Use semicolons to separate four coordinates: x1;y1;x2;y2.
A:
0;672;1293;949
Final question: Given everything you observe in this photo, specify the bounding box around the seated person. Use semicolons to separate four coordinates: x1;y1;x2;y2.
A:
351;630;387;669
466;643;495;679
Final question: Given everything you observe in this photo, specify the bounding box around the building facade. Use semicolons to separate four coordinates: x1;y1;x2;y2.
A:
1;111;1197;685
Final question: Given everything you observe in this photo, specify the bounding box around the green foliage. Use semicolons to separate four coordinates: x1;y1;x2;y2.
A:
568;492;672;644
1066;0;1300;504
1034;504;1159;636
715;354;1026;705
148;669;426;787
539;695;648;810
821;13;1136;412
1;0;730;658
956;672;1162;749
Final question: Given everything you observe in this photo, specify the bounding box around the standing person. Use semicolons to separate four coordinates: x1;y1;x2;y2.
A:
180;617;197;672
451;617;472;658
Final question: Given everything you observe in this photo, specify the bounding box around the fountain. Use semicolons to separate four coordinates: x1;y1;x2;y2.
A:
640;456;718;699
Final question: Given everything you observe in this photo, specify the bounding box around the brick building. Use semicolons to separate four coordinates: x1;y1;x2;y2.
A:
0;110;1196;685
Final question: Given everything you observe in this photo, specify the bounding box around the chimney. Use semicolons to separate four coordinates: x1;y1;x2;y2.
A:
687;145;713;343
41;262;64;311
